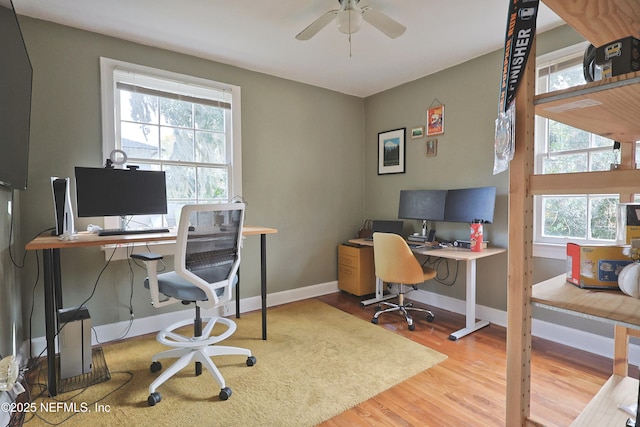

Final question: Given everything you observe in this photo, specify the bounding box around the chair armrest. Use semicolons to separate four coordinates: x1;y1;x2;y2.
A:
131;252;163;262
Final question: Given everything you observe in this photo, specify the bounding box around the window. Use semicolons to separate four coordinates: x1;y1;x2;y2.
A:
100;58;242;229
534;43;638;257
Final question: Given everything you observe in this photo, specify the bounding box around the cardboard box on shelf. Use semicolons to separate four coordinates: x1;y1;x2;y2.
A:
566;243;632;289
616;204;640;245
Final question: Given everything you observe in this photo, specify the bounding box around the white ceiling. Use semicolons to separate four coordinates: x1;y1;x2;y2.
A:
13;0;565;98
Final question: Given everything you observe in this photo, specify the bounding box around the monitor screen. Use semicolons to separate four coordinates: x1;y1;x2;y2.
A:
444;186;496;224
75;167;167;217
398;189;447;221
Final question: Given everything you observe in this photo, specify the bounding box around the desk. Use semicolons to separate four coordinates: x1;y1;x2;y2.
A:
349;238;505;340
25;225;277;396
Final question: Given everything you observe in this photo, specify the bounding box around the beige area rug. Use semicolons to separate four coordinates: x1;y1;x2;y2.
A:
25;300;446;426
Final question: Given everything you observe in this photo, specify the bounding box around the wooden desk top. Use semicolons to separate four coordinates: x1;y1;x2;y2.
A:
348;238;506;261
26;225;278;251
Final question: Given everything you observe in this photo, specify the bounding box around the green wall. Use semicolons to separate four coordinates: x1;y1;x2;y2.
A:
363;48;509;308
17;17;365;338
362;25;584;313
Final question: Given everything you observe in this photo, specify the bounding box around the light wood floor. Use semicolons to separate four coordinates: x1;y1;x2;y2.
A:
315;291;635;427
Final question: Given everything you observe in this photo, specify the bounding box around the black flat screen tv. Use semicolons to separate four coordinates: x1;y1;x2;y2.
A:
75;167;168;218
0;0;33;191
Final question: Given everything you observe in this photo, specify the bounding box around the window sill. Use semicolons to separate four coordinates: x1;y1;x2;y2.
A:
533;242;567;260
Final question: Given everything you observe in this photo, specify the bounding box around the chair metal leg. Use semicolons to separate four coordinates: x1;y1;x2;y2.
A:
149;352;195;394
371;284;435;330
194;305;203;376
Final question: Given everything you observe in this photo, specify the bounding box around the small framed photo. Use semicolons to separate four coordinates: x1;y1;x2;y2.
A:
427;104;445;136
411;126;425;139
426;139;437;157
378;128;406;175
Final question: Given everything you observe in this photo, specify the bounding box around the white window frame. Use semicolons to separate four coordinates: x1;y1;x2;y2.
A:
533;42;636;259
99;57;243;231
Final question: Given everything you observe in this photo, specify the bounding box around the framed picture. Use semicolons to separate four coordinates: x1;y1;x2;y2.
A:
427;104;445;136
411;126;425;139
426;139;438;157
378;128;406;175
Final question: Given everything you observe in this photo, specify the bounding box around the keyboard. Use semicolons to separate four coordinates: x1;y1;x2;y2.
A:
98;228;170;236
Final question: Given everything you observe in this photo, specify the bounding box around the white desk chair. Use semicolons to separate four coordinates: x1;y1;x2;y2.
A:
132;203;255;405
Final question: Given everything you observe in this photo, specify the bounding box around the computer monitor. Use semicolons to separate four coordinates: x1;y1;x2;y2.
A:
398;189;447;237
443;186;496;224
75;166;168;218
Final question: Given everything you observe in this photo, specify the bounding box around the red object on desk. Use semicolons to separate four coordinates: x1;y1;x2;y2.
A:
470;221;483;252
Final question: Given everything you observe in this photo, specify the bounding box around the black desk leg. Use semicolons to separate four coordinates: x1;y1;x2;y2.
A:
42;249;58;397
236;236;267;340
261;233;267;340
53;249;63;311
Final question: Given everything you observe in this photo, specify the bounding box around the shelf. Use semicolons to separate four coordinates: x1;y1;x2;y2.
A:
529;169;640;195
543;0;640;48
570;375;638;427
532;274;640;330
535;70;640;143
507;1;640;426
533;276;640;425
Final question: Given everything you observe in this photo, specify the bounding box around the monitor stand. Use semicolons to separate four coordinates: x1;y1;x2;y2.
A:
408;222;436;242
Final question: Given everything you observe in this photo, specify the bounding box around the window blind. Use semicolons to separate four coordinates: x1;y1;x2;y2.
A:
116;82;231;110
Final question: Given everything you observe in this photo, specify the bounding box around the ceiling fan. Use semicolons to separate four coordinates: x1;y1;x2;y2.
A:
296;0;406;41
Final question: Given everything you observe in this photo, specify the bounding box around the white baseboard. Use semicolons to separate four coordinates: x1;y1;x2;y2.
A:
27;281;341;358
409;288;640;366
27;280;636;366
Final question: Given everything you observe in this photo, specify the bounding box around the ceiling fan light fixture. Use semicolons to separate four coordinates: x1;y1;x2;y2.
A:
336;9;363;34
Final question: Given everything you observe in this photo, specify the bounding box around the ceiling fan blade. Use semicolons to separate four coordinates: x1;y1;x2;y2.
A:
361;7;406;39
295;10;339;40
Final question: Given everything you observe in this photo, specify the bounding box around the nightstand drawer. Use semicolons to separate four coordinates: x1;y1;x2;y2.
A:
338;252;358;267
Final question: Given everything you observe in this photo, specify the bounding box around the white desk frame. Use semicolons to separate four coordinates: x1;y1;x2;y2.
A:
349;238;506;340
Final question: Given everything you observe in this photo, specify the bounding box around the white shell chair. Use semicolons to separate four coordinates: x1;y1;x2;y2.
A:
132;203;255;406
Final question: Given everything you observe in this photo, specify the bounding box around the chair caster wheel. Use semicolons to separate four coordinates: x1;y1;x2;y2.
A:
246;356;257;366
408;324;415;331
426;313;435;322
148;392;161;406
371;317;378;325
150;361;162;373
219;387;232;401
